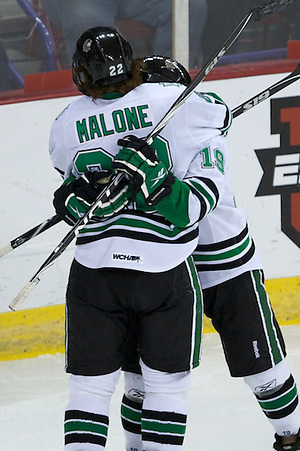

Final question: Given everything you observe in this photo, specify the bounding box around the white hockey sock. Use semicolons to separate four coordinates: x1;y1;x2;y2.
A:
65;370;120;450
244;360;300;437
141;361;190;450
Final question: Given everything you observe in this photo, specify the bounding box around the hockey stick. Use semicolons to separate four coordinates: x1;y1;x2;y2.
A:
232;62;300;118
0;215;61;257
8;0;296;310
2;62;299;261
146;0;296;141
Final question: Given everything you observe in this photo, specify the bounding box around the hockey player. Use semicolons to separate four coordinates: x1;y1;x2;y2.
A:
49;27;231;449
120;56;300;451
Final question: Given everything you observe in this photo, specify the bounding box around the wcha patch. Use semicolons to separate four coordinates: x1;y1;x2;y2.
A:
255;95;300;248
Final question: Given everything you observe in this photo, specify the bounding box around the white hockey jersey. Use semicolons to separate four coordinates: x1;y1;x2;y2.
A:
49;82;231;272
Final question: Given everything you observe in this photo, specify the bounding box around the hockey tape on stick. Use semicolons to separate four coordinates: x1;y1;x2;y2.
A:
0;243;14;258
9;280;40;312
232;63;300;118
0;215;61;258
8;0;296;310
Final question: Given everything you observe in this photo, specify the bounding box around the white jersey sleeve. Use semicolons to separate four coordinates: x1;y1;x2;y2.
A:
192;136;263;289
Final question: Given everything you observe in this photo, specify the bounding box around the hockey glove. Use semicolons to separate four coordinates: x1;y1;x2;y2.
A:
112;135;175;206
53;170;131;225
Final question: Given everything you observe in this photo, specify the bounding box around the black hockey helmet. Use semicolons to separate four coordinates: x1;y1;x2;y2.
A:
140;55;191;86
72;26;133;93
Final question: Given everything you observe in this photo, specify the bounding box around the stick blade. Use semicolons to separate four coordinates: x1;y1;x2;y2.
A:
255;0;296;20
9;279;40;311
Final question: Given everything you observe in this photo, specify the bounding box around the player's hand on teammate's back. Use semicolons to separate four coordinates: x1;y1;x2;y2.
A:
113;135;175;206
53;170;132;225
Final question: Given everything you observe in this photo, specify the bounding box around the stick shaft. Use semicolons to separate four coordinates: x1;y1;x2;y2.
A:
232;64;300;118
0;215;61;257
255;0;295;20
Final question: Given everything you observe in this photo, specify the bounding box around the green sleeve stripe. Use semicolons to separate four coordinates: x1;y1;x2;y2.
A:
187;179;218;213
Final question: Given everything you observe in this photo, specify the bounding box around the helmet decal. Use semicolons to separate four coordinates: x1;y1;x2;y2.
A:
82;39;93;53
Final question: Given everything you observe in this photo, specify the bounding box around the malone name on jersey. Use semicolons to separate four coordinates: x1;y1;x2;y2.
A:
76;104;153;143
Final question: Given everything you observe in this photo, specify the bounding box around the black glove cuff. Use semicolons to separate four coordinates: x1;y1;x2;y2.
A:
146;173;175;206
53;184;77;226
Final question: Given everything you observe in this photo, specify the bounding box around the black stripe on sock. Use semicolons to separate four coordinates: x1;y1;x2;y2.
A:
65;409;109;425
142;431;184;446
122;394;142;410
265;396;299;420
65;433;106;447
142;409;187;423
121;417;141;434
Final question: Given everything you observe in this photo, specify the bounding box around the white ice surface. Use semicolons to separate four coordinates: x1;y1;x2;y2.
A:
1;325;299;450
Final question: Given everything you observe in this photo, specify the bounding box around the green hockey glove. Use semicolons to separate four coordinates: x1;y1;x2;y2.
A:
53;170;131;225
112;135;175;206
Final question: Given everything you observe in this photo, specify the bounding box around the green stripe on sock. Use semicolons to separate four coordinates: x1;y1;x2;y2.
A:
258;384;298;411
121;404;142;423
141;420;186;435
64;420;108;436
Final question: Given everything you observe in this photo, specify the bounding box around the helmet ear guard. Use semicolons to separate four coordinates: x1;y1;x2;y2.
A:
72;59;91;94
72;26;133;92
